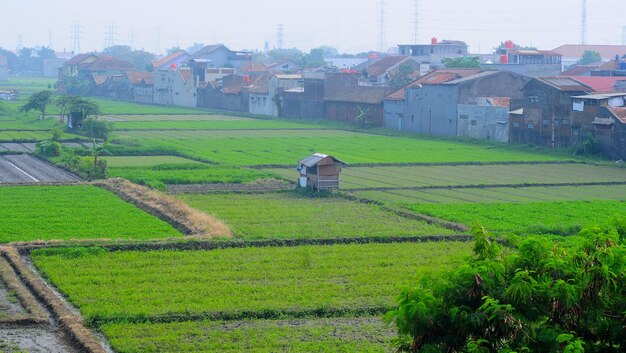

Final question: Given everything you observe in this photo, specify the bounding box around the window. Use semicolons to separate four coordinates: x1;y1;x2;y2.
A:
528;123;534;129
513;122;521;128
459;114;469;120
529;96;539;103
470;120;477;126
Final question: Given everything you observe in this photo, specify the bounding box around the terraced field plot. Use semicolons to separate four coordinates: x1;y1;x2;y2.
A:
354;184;626;205
31;242;471;321
103;155;206;167
102;317;393;353
0;185;180;242
102;114;253;122
90;98;205;115
409;200;626;235
0;130;54;141
178;192;454;239
112;119;324;130
114;129;569;166
267;163;626;190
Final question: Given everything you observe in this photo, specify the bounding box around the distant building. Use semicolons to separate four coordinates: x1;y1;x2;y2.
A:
511;77;593;147
324;73;389;126
43;58;66;78
152;50;189;71
398;39;468;66
268;59;303;73
552;44;626;70
457;97;511;142
592;107;626;160
0;55;8;81
324;58;368;70
281;72;326;119
482;49;562;77
248;74;302;117
362;56;421;87
390;69;527;137
184;44;252;69
153;68;197;107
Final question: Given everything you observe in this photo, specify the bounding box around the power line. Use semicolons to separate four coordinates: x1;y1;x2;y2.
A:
581;0;587;44
277;24;284;49
378;0;386;51
105;22;117;49
623;26;626;46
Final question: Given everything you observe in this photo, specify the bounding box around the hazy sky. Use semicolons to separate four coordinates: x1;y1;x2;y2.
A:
1;0;625;55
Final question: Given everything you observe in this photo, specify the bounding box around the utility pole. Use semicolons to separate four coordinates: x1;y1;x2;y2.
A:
17;34;23;52
378;0;386;52
130;30;135;49
412;0;420;44
277;24;284;49
622;26;626;46
48;30;53;49
71;21;82;53
580;0;587;45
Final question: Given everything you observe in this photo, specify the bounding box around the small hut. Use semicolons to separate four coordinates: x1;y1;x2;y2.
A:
297;153;347;191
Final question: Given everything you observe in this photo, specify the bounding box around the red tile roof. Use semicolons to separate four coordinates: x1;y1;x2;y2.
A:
552;44;626;59
64;53;97;66
125;71;153;85
365;56;408;77
568;76;626;93
384;86;408;101
561;66;595;76
608;107;626;124
179;69;192;82
240;62;270;73
153;50;188;69
384;69;484;101
81;55;136;71
487;97;511;108
248;74;272;94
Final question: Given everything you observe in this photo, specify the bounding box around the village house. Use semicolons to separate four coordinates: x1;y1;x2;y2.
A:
571;92;626;146
324;73;389;126
511;77;593;147
153;68;197;107
184;44;252;69
552;44;626;70
323;57;368;71
457;97;511;142
197;74;253;112
281;72;326;120
482;48;562;77
248;74;302;116
591;107;626;160
398;38;468;67
361;56;421;87
268;59;303;73
152;50;189;71
115;71;154;102
390;69;527;137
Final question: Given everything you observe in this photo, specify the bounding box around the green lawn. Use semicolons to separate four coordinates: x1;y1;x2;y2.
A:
409;200;626;235
178;192;454;239
0;185;180;242
31;242;471;321
113;129;570;166
354;185;626;205
91;98;206;115
102;317;393;353
102;156;206;168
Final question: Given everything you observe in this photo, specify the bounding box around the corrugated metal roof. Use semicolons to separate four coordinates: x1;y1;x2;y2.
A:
608;107;626;123
569;76;626;93
571;93;626;100
537;77;592;92
299;153;348;167
443;71;499;85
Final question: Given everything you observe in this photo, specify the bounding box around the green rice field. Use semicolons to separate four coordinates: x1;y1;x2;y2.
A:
409;200;626;235
102;317;393;353
0;185;180;242
267;163;626;190
113;129;570;166
102;155;206;167
31;242;471;321
111;119;323;130
354;184;626;205
178;192;455;239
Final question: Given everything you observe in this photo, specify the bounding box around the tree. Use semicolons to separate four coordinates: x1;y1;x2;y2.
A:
386;222;626;353
443;57;480;68
87;139;110;179
103;45;153;71
37;47;56;60
20;90;54;119
579;50;602;65
389;63;418;88
301;48;325;68
56;96;102;128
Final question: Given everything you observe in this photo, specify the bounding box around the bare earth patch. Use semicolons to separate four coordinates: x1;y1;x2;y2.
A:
95;179;232;238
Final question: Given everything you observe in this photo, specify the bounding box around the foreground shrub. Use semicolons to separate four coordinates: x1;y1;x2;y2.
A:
386;222;625;353
34;140;62;157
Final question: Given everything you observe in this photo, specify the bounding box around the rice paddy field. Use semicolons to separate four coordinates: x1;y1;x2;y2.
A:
178;192;454;239
0;185;180;242
2;91;625;352
102;317;393;353
31;241;471;322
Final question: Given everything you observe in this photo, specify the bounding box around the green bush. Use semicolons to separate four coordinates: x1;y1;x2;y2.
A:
83;117;113;140
78;156;108;180
34;140;62;157
386;222;626;352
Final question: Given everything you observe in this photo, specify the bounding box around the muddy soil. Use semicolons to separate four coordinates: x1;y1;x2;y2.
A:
0;326;79;353
0;280;25;319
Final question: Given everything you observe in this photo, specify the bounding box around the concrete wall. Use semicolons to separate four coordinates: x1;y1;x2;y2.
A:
405;84;459;135
457;104;509;142
249;93;274;116
383;100;404;131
